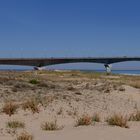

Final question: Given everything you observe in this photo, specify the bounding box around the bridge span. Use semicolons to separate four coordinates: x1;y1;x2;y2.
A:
0;57;140;73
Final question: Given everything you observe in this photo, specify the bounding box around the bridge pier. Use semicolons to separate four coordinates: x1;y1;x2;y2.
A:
34;66;44;70
33;67;45;76
104;64;112;74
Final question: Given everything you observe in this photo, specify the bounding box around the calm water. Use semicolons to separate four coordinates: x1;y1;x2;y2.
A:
82;70;140;75
112;70;140;74
0;69;140;75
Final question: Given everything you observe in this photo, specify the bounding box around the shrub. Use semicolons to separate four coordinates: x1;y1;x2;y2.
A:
22;99;39;113
92;113;100;122
16;131;33;140
2;102;18;116
75;114;92;126
6;120;25;129
29;79;39;85
129;111;140;121
119;86;125;91
41;120;62;131
107;114;128;128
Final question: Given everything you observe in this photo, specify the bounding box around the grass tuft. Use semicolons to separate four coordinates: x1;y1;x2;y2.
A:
92;113;100;122
29;79;39;85
75;114;92;126
7;120;25;129
16;131;33;140
106;114;129;128
2;102;18;116
22;99;39;113
129;111;140;121
41;120;62;131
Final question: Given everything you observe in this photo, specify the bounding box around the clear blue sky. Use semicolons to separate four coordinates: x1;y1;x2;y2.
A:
0;0;140;69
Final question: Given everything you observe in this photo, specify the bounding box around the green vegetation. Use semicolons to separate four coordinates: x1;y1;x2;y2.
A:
6;120;25;129
92;113;100;122
29;79;39;84
41;120;62;131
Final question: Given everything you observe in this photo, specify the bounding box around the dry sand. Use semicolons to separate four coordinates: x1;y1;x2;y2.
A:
0;70;140;140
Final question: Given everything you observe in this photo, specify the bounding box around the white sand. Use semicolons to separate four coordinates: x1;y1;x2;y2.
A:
0;71;140;139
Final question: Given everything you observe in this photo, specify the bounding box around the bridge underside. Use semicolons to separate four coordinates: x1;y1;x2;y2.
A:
0;57;139;73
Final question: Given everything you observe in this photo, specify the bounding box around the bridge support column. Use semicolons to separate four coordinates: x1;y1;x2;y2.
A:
104;64;112;74
33;67;45;76
34;67;44;70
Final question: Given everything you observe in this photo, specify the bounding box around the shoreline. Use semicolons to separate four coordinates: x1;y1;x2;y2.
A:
0;68;140;75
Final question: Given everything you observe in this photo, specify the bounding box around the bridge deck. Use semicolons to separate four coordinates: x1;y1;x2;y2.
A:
0;57;139;67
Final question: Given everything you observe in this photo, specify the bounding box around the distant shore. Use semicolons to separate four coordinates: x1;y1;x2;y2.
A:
0;68;140;75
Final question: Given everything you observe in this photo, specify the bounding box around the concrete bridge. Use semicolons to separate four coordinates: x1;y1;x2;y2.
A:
0;57;140;73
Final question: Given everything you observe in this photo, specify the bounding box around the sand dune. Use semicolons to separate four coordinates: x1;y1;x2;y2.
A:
0;70;140;140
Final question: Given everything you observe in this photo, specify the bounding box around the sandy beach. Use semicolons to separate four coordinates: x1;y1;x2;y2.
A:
0;70;140;140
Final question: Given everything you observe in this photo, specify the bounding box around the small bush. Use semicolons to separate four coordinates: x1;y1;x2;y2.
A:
29;79;39;85
129;111;140;121
16;131;33;140
107;114;128;128
22;99;39;113
92;113;100;122
2;102;18;116
119;86;125;91
41;120;62;131
75;114;92;126
7;120;25;129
